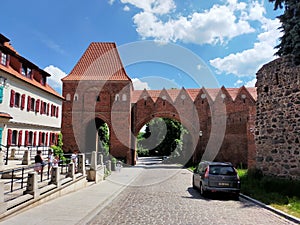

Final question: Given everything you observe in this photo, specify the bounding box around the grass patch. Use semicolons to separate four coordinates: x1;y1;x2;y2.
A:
238;168;300;218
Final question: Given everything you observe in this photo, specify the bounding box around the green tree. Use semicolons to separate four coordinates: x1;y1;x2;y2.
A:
50;133;66;162
269;0;300;64
98;123;109;156
137;118;188;158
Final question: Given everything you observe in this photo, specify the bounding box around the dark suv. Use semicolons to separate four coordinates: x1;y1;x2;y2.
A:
192;161;240;198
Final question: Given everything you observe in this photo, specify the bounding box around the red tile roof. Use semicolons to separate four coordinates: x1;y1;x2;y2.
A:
0;34;63;99
62;42;131;81
0;64;63;99
131;87;257;103
0;112;13;119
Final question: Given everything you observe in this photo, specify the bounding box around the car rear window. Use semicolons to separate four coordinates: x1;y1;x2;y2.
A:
209;165;236;175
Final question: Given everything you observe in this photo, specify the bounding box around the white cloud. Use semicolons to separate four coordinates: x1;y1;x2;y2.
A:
132;78;150;90
118;0;255;45
108;0;115;5
210;15;281;77
234;79;243;87
120;0;176;15
245;78;256;87
44;65;67;94
123;5;130;11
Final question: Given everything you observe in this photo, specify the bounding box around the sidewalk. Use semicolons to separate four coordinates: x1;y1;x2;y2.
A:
0;167;144;225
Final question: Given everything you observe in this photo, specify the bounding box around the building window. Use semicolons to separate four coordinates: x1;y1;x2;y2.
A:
43;102;47;114
66;93;71;101
96;96;101;102
122;94;127;101
28;131;33;145
30;98;35;111
1;52;7;66
115;94;120;101
74;94;78;101
41;76;46;86
21;65;32;78
12;130;18;145
14;92;20;107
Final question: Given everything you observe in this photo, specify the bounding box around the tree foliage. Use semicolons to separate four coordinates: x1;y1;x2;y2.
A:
137;118;188;158
51;133;66;162
269;0;300;64
98;123;109;156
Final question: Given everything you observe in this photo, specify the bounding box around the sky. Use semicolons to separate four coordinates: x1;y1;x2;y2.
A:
1;0;283;94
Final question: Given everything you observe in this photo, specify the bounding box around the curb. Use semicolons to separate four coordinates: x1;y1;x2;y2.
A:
240;194;300;224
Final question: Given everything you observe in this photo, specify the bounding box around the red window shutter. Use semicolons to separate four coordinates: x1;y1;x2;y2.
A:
39;132;42;146
55;133;58;145
33;131;37;147
49;132;52;145
7;129;12;146
25;130;29;146
21;94;25;110
56;106;59;118
40;100;44;114
47;103;50;116
36;99;40;112
10;90;15;107
27;96;31;111
45;132;48;146
18;130;23;147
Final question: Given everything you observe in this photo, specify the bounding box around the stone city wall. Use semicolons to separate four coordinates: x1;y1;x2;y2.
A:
256;55;300;179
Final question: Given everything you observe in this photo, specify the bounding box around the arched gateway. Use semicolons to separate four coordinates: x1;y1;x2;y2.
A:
61;42;257;166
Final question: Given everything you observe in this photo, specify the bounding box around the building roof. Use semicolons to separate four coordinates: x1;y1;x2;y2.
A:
0;34;63;99
62;42;131;81
0;64;62;99
131;87;257;103
0;112;13;119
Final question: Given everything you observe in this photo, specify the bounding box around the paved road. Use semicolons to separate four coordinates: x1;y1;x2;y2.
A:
88;161;296;225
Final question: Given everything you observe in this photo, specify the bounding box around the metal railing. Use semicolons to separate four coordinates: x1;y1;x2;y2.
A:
0;160;70;202
1;144;52;165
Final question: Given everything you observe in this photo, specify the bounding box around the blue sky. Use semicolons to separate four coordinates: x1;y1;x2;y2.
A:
1;0;283;93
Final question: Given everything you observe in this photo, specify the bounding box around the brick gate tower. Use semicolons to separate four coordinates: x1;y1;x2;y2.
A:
61;43;133;163
62;42;257;167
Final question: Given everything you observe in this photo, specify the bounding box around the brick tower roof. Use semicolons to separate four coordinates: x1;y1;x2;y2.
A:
62;42;131;81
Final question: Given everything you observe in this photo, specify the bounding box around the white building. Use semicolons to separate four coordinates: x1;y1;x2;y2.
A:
0;34;63;159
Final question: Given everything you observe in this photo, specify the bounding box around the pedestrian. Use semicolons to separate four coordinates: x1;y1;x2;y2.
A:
34;150;44;174
53;155;59;167
71;150;78;172
47;149;54;174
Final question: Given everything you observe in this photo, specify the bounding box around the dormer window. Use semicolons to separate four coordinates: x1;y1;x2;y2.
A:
0;52;7;66
21;65;32;78
41;76;46;86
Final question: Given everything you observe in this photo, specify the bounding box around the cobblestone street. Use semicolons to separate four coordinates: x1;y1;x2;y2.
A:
88;163;297;225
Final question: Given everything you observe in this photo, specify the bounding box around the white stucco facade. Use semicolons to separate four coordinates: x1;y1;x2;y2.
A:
0;34;63;155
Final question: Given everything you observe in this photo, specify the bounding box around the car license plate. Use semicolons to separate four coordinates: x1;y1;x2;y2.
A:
218;182;229;186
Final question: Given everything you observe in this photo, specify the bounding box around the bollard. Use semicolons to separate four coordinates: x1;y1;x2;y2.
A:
51;167;61;187
9;148;15;160
68;163;75;180
22;150;30;165
24;172;40;198
99;154;103;165
0;181;7;214
90;151;97;170
77;154;86;176
0;151;4;168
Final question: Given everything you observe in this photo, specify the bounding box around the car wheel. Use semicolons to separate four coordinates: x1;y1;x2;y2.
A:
200;183;206;196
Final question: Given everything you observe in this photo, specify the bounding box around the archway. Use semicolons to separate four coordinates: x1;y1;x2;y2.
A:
85;117;110;162
136;117;194;166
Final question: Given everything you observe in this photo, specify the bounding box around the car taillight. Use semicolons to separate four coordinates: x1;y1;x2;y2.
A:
204;167;209;178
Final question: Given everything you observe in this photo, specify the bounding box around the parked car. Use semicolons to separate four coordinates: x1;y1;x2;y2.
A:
192;161;240;199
